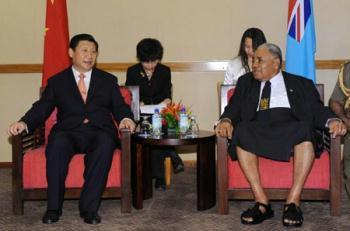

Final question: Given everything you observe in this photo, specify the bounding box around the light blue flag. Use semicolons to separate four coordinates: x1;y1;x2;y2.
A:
286;0;316;82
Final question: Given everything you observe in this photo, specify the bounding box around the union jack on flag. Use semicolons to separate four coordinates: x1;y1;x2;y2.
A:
286;0;316;82
287;0;311;42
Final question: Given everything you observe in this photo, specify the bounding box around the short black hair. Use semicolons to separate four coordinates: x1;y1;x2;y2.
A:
136;38;163;62
69;33;99;51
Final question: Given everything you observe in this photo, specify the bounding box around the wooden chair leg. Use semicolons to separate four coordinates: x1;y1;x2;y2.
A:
165;157;172;189
217;136;229;214
12;134;24;215
120;129;131;213
330;136;342;216
12;191;24;215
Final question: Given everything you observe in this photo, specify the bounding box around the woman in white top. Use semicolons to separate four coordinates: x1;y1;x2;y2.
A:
224;28;266;84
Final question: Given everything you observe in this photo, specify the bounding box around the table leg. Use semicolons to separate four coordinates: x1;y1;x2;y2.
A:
197;139;216;210
142;145;153;200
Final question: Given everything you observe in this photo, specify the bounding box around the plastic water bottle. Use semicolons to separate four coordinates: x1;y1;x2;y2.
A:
152;108;162;136
189;116;199;137
179;107;189;135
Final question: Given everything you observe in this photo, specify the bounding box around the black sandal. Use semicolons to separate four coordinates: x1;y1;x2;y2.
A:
282;203;303;227
241;202;274;225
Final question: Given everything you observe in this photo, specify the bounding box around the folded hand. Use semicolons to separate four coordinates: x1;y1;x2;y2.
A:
328;119;347;138
215;120;233;139
119;119;136;132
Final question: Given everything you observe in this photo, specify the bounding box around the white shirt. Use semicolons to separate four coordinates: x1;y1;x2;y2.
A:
224;56;248;85
72;66;92;91
257;71;291;111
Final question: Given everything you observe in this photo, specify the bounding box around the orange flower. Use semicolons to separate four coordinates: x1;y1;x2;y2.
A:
160;102;191;128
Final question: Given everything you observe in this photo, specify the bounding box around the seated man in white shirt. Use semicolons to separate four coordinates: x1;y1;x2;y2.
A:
215;43;346;227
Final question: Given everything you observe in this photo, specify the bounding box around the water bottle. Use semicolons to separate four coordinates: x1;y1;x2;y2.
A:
152;108;162;136
179;107;189;135
189;116;199;137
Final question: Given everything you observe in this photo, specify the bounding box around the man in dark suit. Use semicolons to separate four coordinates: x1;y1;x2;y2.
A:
8;34;135;224
215;43;346;227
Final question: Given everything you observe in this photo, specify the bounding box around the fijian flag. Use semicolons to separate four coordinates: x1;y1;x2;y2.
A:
286;0;316;82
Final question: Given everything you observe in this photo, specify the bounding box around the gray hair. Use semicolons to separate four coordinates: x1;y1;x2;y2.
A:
259;43;282;69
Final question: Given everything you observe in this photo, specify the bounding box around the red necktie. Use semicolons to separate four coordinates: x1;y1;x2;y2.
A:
78;73;89;123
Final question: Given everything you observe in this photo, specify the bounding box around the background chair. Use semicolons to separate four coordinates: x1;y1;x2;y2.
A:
217;83;342;216
12;85;139;215
165;157;172;188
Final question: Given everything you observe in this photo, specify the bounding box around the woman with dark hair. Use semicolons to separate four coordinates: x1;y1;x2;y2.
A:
126;38;171;106
126;38;184;190
224;28;267;84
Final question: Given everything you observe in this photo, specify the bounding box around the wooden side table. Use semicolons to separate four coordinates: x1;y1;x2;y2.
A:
131;130;216;211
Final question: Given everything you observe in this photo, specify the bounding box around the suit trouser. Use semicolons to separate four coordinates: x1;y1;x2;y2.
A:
151;149;166;179
45;123;116;213
344;133;350;199
151;147;182;179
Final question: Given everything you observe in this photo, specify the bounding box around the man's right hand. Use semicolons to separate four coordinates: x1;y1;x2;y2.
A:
7;121;27;136
215;119;234;139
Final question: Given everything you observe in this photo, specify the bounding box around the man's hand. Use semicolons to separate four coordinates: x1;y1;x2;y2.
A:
328;119;347;138
215;119;234;139
119;118;136;132
8;121;27;136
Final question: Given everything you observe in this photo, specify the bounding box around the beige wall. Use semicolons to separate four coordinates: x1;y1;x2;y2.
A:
0;0;349;162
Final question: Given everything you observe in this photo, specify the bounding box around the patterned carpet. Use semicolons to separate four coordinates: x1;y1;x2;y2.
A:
1;167;350;231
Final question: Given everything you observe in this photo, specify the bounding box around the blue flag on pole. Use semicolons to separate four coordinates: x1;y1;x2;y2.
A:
286;0;316;82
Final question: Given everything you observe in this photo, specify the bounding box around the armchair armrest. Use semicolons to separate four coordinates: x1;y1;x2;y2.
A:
119;128;132;213
329;134;342;216
12;124;45;214
216;135;229;214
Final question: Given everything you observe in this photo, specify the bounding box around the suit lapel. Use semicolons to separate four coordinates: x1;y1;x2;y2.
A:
251;79;260;107
246;77;260;119
87;68;98;103
283;72;297;109
66;68;85;103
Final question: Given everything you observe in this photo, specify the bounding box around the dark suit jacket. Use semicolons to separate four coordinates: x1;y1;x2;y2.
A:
220;71;335;130
21;67;133;142
125;63;172;104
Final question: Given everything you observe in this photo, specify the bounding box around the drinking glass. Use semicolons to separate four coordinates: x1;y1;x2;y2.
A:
188;115;199;137
140;115;152;136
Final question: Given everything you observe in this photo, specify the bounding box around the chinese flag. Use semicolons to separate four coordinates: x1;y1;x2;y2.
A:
42;0;70;86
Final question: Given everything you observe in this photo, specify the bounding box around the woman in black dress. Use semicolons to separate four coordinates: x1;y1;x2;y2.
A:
126;38;184;190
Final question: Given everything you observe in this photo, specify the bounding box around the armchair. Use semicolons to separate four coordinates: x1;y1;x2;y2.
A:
12;85;139;215
217;84;342;216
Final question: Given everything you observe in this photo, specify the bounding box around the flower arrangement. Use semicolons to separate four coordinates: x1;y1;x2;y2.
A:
160;102;191;131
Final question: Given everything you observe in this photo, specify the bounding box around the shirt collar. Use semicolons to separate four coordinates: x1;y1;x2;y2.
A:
71;66;92;80
264;71;283;86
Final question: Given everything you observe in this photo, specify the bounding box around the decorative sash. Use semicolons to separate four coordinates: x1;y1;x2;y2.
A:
338;61;350;115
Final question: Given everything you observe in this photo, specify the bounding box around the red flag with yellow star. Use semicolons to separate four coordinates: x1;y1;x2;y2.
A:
42;0;70;86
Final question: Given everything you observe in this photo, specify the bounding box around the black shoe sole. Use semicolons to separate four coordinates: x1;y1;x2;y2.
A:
42;214;61;224
84;218;101;224
241;212;274;225
173;165;184;174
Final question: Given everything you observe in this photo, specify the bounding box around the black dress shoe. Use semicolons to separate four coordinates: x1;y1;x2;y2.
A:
169;151;184;174
155;178;166;191
80;211;101;224
173;160;184;174
42;210;62;224
173;161;185;174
